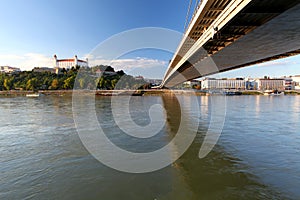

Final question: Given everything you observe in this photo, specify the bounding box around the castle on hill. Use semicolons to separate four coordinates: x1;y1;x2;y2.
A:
52;54;89;74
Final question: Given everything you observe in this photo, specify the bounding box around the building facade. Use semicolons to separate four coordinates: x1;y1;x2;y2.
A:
144;78;162;86
283;77;294;90
245;79;258;90
291;75;300;90
0;66;21;73
32;67;55;73
201;78;246;90
258;79;285;91
53;55;89;69
184;80;201;88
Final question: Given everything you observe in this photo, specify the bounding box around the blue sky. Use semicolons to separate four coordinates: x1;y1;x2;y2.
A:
0;0;299;78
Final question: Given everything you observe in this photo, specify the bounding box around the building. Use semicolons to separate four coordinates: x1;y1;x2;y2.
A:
134;76;144;81
201;78;246;90
0;66;21;74
53;55;88;70
245;79;258;90
32;67;55;73
95;69;117;77
184;80;201;88
291;75;300;90
283;77;294;90
144;78;162;86
258;78;285;91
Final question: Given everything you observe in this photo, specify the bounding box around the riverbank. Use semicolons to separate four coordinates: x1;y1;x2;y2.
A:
0;89;300;97
0;89;207;97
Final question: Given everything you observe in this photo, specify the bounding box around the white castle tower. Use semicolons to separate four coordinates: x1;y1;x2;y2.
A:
53;54;89;70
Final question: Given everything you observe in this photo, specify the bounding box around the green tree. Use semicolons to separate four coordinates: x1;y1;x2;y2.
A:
78;78;86;89
43;77;53;90
26;78;38;90
63;76;75;89
98;77;105;89
0;65;141;91
0;75;4;90
50;79;59;90
111;79;118;89
3;78;13;90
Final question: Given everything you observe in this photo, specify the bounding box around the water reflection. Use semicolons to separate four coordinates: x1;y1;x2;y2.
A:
220;95;300;199
0;95;299;199
292;96;300;123
254;95;261;118
161;95;283;199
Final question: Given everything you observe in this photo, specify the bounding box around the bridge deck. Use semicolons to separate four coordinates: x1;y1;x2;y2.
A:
162;0;300;87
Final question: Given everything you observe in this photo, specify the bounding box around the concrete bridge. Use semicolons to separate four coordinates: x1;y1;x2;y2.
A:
161;0;300;87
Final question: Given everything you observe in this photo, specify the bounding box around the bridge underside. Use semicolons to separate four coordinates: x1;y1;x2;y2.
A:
162;0;300;87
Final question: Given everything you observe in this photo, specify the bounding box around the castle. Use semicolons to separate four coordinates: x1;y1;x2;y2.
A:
53;54;89;69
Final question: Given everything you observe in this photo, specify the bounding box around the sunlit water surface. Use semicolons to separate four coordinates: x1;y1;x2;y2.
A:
0;95;299;199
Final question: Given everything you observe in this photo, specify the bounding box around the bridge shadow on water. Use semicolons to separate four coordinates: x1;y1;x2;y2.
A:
72;94;290;200
159;94;285;200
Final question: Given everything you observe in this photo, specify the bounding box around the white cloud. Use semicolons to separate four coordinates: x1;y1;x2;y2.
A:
255;57;300;67
0;54;24;61
89;57;167;72
0;53;52;70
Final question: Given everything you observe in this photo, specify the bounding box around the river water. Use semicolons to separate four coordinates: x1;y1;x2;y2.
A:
0;94;299;199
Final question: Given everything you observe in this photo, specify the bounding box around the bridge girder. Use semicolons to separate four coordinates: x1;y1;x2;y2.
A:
161;0;300;88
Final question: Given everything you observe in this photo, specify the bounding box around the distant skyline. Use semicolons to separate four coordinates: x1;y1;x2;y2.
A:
0;0;300;79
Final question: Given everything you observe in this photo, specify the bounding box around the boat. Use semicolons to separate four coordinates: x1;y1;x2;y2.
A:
224;91;242;96
263;90;284;96
270;90;284;96
26;93;41;97
131;92;144;96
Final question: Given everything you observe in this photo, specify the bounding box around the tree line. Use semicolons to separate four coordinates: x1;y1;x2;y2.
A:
0;65;147;91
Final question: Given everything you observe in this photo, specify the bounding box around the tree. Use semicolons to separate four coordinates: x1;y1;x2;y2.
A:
3;78;13;90
117;70;125;76
98;77;105;89
111;79;118;89
43;77;53;90
26;78;38;91
50;79;59;90
0;75;4;90
61;68;67;74
78;78;86;89
63;76;75;89
0;65;140;91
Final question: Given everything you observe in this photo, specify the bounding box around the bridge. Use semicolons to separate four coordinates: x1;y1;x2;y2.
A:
161;0;300;88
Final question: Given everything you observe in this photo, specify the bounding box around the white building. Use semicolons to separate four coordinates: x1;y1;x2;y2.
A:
0;66;21;73
134;76;144;81
95;69;117;77
144;78;162;86
201;78;246;90
258;78;285;91
53;55;88;69
184;80;201;88
291;75;300;90
32;67;55;73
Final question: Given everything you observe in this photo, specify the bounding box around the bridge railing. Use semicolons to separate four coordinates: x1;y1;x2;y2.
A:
184;0;204;33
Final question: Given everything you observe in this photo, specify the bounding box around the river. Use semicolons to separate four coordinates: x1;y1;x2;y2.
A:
0;94;299;199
